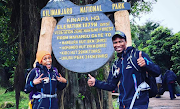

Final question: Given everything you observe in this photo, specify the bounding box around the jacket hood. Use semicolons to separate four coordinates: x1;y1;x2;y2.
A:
36;62;53;72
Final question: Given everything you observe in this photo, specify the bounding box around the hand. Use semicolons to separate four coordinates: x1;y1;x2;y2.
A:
87;74;95;87
33;74;43;85
56;73;67;83
137;51;146;67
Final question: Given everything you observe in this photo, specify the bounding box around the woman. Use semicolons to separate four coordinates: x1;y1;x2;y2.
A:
24;51;67;109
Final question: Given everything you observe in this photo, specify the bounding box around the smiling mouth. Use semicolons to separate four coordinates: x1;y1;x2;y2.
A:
46;63;51;68
115;47;123;51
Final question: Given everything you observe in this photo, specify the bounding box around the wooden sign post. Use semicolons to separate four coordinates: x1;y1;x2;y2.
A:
33;17;57;67
114;10;132;47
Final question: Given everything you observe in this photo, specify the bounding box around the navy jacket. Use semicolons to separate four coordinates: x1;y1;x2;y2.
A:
163;70;177;84
94;47;161;108
24;62;67;109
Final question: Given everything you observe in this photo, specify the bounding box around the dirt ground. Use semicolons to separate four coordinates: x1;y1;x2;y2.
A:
149;91;180;109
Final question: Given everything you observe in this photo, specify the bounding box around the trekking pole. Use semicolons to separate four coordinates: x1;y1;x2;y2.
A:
129;82;150;109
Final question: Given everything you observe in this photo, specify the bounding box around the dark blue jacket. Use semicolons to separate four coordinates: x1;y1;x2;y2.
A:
24;62;67;109
163;70;177;84
94;47;161;108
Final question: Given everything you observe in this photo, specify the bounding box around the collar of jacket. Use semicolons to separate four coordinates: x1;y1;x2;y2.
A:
36;62;53;72
117;46;134;58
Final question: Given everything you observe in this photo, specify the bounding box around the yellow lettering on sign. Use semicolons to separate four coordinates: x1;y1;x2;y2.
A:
69;34;91;39
112;3;125;10
60;50;77;55
74;55;84;60
57;25;66;29
80;5;102;13
61;40;78;45
96;39;107;43
85;54;108;59
67;17;89;23
61;45;78;50
100;22;110;26
79;40;86;44
42;10;50;17
57;36;68;40
91;16;100;21
50;8;72;16
66;24;81;28
74;29;82;33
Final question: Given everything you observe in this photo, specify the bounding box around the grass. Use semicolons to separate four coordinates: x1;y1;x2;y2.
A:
112;96;119;109
112;99;119;109
0;87;29;109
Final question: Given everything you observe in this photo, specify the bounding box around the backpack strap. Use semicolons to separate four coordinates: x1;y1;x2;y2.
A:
35;68;41;79
52;67;59;93
112;59;120;77
25;68;41;84
128;49;139;71
53;67;59;76
128;49;146;80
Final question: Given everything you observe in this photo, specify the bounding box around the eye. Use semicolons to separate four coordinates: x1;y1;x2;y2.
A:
43;57;47;61
119;40;124;43
48;57;51;60
113;41;117;44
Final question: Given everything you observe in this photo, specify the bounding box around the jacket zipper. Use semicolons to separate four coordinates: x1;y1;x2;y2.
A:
121;55;126;108
48;70;52;109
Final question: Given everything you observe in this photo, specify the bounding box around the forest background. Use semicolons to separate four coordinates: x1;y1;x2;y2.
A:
0;0;180;109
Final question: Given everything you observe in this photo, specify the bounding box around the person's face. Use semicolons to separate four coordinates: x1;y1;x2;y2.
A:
113;37;127;53
41;54;52;69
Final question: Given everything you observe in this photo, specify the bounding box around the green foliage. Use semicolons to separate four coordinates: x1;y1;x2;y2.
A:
112;97;119;109
0;0;17;69
78;93;85;100
131;1;156;18
132;20;180;76
0;0;17;87
171;32;180;76
145;27;173;70
131;21;160;48
96;68;105;80
78;74;87;80
133;21;180;82
0;87;29;109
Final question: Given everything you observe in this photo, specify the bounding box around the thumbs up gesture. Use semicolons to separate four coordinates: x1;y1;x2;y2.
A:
87;74;95;87
137;51;146;67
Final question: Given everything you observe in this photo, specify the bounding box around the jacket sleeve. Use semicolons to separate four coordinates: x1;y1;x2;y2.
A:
94;69;120;91
24;68;37;94
141;52;161;77
57;82;67;90
53;67;67;90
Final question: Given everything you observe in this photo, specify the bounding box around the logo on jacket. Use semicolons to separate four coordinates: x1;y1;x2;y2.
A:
126;65;132;69
43;77;49;84
52;75;56;81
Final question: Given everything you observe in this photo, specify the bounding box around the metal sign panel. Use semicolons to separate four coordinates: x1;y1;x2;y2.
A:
52;13;115;73
41;0;131;17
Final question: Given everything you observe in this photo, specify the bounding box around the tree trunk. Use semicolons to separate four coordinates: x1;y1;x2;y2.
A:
33;17;57;67
114;10;132;46
12;0;49;108
14;0;25;109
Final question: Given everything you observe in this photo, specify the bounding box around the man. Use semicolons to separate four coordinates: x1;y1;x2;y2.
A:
155;74;162;98
163;70;177;100
88;31;161;109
